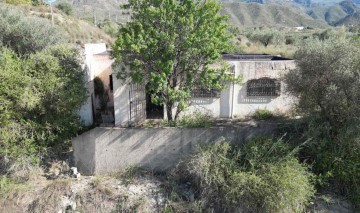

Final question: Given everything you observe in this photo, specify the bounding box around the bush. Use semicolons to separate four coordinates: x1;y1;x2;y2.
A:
284;37;360;129
253;109;273;120
247;28;285;47
172;138;315;212
159;112;213;128
177;112;213;128
299;122;360;209
56;2;73;16
284;36;360;209
97;19;120;37
0;45;87;160
0;6;66;55
5;0;31;5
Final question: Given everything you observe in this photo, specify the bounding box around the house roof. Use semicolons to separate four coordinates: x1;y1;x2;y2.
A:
222;53;293;61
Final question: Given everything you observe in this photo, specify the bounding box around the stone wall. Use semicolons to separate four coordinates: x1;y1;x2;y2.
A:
72;124;279;175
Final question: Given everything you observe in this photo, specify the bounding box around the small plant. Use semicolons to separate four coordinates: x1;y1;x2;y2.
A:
254;108;273;120
178;112;213;128
116;166;147;185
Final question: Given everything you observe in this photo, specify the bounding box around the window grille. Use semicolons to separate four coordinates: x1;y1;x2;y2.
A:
247;78;281;97
191;87;220;98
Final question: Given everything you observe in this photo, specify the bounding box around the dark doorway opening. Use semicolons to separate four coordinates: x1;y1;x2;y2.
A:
146;86;164;119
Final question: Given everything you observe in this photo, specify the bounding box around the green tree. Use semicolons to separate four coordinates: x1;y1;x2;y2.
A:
284;37;360;207
247;28;285;47
114;0;234;120
284;37;360;129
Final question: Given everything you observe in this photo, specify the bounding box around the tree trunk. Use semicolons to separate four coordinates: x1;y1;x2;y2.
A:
166;103;173;121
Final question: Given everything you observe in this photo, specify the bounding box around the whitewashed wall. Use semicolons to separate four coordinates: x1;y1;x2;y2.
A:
186;60;296;118
79;43;114;126
233;60;296;117
112;59;296;125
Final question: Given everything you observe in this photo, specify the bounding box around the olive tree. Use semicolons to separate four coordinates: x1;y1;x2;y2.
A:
247;28;285;47
113;0;234;120
284;37;360;129
0;45;87;158
0;6;66;55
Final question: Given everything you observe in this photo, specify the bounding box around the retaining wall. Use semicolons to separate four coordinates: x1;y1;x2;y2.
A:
72;124;279;175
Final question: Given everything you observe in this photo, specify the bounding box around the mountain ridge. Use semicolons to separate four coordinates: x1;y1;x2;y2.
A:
57;0;360;28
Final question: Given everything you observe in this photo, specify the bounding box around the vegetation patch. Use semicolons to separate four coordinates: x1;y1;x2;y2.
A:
253;109;273;120
169;138;315;212
28;179;71;213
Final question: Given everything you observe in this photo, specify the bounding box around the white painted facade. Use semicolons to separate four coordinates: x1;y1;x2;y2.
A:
112;54;296;126
78;43;114;126
186;58;296;118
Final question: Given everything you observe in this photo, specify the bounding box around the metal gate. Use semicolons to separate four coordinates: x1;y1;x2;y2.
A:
129;84;146;125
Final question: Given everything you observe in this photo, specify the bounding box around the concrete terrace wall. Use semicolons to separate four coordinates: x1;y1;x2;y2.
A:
72;124;279;175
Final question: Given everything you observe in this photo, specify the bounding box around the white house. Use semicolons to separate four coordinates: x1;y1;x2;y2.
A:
78;43;115;126
78;44;296;126
112;53;296;126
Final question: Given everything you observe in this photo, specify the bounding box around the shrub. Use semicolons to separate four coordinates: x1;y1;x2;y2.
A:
253;109;273;120
172;138;315;212
0;45;87;160
5;0;31;5
56;2;73;16
159;111;213;128
300;121;360;209
178;112;213;128
0;6;66;55
97;19;120;37
247;28;285;47
284;37;360;129
284;36;360;209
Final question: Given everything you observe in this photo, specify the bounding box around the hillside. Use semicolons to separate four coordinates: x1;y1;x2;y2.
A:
335;11;360;25
308;1;360;26
56;0;359;28
1;3;114;45
56;0;333;29
308;4;350;24
221;2;329;28
57;0;128;23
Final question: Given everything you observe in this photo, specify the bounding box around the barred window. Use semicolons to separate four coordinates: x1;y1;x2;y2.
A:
247;78;281;97
192;87;220;98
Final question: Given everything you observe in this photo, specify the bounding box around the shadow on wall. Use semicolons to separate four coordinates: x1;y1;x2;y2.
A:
135;126;279;171
238;85;275;104
72;125;280;175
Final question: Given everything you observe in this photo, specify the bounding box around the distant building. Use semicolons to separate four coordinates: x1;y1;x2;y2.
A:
294;26;305;31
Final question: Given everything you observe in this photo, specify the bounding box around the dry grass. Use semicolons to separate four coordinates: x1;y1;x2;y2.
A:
76;176;145;212
232;34;298;58
28;179;72;213
0;177;32;213
10;3;114;46
7;158;44;182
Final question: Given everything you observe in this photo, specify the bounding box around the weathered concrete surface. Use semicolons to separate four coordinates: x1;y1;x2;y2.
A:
72;124;279;175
